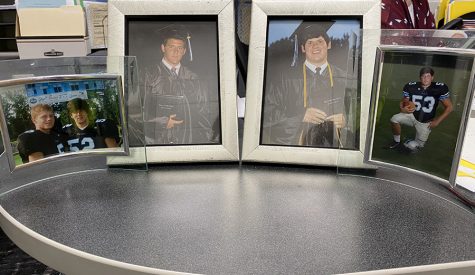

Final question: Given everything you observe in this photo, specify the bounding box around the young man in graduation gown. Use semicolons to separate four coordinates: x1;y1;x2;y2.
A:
262;23;348;148
144;26;219;145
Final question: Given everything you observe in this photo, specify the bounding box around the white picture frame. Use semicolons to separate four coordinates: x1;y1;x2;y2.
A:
242;0;380;168
108;0;239;163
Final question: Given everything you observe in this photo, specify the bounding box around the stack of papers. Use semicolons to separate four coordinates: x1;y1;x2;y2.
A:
17;0;76;9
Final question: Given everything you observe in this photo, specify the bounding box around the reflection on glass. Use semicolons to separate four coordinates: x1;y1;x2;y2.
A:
380;29;475;49
261;17;361;149
0;76;123;167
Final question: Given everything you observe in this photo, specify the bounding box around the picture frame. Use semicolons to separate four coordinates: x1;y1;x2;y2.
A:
365;46;475;182
108;0;239;163
0;74;129;171
241;0;380;167
0;127;4;156
454;101;475;191
452;74;475;205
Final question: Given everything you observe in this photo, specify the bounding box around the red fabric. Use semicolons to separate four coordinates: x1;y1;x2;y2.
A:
381;0;435;29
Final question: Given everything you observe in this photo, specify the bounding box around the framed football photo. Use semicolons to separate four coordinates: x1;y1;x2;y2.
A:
0;74;128;171
365;46;475;181
108;0;239;163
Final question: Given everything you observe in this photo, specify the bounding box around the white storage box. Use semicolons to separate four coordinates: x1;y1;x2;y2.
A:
16;6;86;37
16;37;91;59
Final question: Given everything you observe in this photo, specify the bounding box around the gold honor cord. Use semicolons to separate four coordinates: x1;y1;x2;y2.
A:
301;62;342;148
302;62;334;108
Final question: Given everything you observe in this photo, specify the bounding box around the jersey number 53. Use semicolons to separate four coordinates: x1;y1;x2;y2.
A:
412;95;435;113
67;137;95;151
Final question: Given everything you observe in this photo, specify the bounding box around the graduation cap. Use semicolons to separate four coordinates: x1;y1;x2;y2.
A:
158;24;194;62
290;21;335;67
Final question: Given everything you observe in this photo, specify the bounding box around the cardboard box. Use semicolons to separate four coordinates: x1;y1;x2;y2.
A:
17;37;91;59
15;6;90;60
17;5;86;37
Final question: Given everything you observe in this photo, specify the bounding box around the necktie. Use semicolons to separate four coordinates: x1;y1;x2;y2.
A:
315;67;321;76
171;67;178;78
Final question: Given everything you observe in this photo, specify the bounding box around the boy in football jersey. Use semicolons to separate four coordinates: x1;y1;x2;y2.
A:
389;67;453;151
63;98;120;151
17;104;67;163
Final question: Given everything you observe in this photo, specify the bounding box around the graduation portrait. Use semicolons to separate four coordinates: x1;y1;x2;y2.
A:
366;48;475;181
126;17;221;146
261;17;361;150
0;75;125;170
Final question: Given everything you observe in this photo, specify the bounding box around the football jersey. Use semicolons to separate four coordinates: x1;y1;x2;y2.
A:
63;119;119;151
402;81;450;123
17;130;67;163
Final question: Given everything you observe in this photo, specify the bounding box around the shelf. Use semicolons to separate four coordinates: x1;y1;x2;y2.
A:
0;51;18;59
0;5;15;11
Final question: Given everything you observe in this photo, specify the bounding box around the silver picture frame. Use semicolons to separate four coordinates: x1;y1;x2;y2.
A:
0;127;4;157
365;46;475;183
241;0;380;167
452;87;475;205
108;0;239;163
0;74;129;171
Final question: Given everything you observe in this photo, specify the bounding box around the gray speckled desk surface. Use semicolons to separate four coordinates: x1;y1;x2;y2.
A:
0;164;474;274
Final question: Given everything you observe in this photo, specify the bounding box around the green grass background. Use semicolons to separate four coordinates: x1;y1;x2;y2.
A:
371;52;473;180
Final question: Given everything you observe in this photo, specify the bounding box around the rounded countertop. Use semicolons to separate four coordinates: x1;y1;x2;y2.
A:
0;164;474;274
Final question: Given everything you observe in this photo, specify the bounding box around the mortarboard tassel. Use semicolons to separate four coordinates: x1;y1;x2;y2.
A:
187;33;193;62
291;34;298;67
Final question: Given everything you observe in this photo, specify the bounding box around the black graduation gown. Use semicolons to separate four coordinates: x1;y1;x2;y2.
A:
262;63;347;147
144;62;220;145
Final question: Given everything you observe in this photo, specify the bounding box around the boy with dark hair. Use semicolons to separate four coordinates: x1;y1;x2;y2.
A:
144;24;219;145
389;67;453;151
63;98;120;151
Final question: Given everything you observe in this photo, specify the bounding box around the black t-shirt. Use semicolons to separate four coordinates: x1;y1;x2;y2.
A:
17;130;67;163
62;119;119;151
403;81;450;123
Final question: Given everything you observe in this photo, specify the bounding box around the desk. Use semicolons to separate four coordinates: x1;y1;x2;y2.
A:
0;164;474;274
